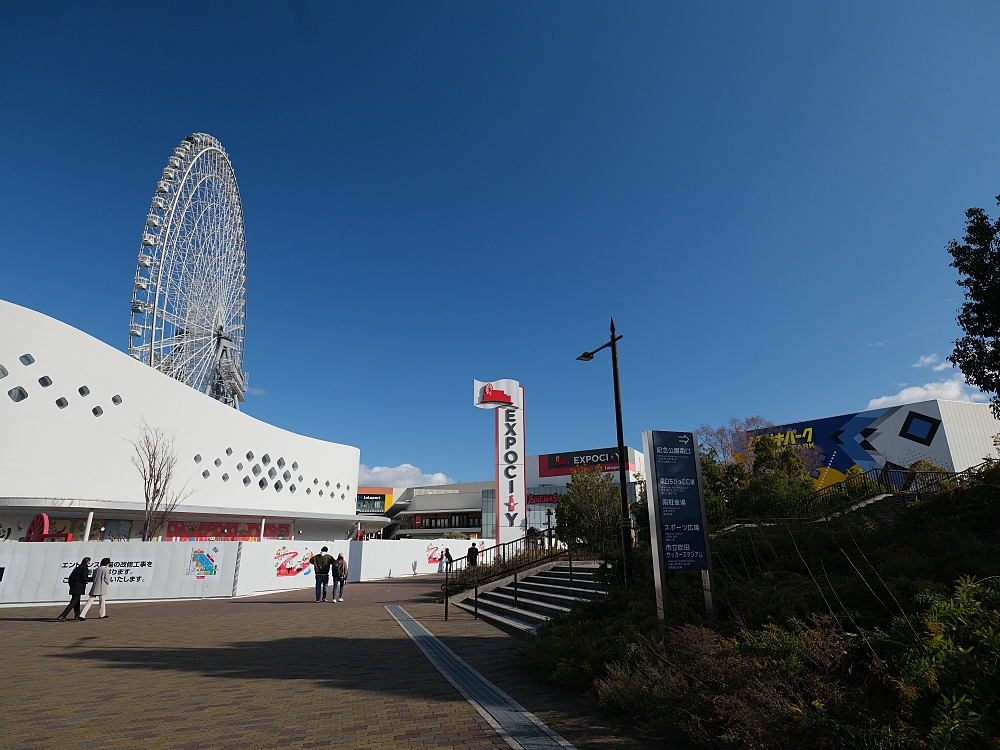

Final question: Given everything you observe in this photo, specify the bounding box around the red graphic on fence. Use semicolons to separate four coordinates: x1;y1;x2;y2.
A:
274;547;314;577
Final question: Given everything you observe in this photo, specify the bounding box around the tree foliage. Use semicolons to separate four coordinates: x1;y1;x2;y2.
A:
555;466;622;556
948;197;1000;417
529;462;1000;749
697;417;818;525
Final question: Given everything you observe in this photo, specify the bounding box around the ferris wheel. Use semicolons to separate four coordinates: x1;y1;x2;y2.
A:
128;133;248;409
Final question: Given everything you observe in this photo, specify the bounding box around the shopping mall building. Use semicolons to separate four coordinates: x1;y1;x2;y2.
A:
753;399;1000;488
385;446;645;539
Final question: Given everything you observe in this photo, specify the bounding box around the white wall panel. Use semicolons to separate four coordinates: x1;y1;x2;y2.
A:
1;537;466;605
0;540;243;604
867;400;955;469
939;400;1000;471
0;299;360;518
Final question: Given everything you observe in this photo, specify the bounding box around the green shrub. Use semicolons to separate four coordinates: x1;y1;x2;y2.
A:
593;618;853;749
526;463;1000;748
592;578;1000;749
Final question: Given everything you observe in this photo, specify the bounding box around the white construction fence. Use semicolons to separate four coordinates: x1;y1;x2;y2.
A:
0;537;477;607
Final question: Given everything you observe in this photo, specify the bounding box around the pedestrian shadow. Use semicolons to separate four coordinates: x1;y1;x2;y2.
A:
234;589;442;605
52;630;517;700
0;615;64;622
234;578;444;606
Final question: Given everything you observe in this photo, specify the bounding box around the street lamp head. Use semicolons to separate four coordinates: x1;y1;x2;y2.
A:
576;352;594;362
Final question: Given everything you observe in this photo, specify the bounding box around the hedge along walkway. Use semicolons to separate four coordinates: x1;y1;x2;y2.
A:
0;575;677;749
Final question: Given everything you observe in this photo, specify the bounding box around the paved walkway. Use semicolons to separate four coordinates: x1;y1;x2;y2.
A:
388;606;574;750
0;576;678;749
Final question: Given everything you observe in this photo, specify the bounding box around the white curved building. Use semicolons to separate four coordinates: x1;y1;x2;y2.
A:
0;298;384;543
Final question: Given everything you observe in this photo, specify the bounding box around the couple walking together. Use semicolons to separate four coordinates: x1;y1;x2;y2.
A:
311;547;347;602
56;557;111;621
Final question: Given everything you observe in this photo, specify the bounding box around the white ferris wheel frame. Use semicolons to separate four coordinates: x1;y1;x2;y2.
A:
128;133;248;409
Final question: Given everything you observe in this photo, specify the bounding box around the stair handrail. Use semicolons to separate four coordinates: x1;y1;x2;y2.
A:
443;532;589;619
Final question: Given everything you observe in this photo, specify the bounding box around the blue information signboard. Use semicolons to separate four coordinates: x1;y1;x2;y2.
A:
642;430;715;621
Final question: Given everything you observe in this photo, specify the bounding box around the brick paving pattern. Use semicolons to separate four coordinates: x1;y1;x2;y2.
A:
0;575;682;749
406;603;690;750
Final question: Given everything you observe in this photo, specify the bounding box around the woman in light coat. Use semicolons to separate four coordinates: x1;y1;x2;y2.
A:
80;557;111;620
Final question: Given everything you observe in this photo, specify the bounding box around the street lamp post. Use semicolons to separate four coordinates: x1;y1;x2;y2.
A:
577;317;632;585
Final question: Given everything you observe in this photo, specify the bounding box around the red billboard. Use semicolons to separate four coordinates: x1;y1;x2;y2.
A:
537;447;637;478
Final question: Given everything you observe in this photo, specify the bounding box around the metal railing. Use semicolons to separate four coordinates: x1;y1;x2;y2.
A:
443;531;590;621
723;462;989;525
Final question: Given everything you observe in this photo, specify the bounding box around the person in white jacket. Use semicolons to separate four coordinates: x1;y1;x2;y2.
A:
80;557;111;620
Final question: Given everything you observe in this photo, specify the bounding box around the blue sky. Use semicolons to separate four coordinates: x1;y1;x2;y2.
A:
1;2;998;486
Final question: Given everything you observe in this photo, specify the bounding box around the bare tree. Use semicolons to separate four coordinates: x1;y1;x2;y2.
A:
129;420;196;541
697;416;774;465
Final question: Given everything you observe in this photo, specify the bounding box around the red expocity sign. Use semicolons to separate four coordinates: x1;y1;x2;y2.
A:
538;447;637;478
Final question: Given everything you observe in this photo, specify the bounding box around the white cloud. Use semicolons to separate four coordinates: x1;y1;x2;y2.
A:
247;387;267;396
911;353;954;371
358;463;454;488
867;372;987;409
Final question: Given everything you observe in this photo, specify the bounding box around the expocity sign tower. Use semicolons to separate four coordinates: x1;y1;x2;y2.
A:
473;379;526;545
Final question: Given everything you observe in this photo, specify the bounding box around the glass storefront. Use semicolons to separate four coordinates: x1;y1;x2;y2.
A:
413;515;482;530
481;489;495;538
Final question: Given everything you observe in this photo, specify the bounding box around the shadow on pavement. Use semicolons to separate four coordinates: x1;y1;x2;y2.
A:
0;574;447;621
53;631;514;698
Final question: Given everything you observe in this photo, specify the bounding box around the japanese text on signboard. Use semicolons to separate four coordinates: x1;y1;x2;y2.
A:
650;432;709;571
60;559;154;586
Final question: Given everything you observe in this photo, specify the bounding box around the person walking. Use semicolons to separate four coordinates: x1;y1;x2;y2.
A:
56;557;92;621
80;557;111;620
467;542;479;567
311;546;334;602
331;552;348;602
443;547;453;567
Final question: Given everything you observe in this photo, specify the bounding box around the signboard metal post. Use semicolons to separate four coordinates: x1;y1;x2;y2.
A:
642;430;716;622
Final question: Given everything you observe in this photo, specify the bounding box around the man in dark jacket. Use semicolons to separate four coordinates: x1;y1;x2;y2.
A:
310;547;334;602
56;557;92;621
467;543;479;567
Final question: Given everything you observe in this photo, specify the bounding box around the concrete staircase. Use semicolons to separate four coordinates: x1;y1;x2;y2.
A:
451;561;605;635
